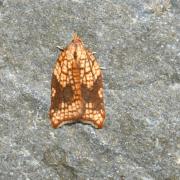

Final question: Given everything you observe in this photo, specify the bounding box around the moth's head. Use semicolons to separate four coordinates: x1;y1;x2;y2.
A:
66;33;85;57
72;33;83;44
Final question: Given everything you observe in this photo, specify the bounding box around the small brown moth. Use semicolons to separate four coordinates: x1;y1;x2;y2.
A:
49;33;105;128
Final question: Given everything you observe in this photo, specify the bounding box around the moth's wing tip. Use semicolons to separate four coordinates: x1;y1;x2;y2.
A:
51;120;59;129
96;120;105;129
94;124;103;129
51;119;60;129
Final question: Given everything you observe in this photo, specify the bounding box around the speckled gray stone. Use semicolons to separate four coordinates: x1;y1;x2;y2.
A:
0;0;179;179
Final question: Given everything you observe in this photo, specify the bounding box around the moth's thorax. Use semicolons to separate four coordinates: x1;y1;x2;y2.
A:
67;41;85;61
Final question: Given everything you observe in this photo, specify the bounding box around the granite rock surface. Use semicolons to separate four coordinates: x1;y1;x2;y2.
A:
0;0;179;179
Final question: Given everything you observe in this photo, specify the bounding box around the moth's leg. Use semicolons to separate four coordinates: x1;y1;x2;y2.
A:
56;46;64;51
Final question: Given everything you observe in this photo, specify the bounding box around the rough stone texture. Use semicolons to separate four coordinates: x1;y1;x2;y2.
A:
0;0;179;179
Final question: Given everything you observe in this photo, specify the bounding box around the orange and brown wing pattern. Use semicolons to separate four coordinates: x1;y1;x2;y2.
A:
49;33;105;128
80;50;105;128
49;50;83;128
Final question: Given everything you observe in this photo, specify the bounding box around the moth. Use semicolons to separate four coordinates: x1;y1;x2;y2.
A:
49;33;105;128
